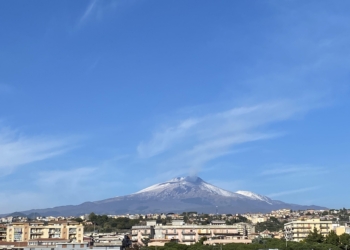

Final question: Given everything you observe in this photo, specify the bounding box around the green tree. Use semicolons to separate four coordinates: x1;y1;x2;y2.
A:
88;212;97;222
198;237;207;245
255;217;284;232
304;227;324;243
74;217;83;223
339;233;350;249
325;230;339;246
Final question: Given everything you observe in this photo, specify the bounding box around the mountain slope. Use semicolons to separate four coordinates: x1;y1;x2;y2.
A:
7;176;326;216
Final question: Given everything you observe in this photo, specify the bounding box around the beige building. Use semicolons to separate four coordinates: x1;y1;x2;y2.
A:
6;221;83;243
335;226;350;236
284;219;332;242
132;221;254;246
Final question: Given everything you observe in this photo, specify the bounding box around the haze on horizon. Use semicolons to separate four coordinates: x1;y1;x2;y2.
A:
0;0;350;214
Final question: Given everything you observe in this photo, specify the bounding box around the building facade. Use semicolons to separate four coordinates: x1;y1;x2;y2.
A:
0;225;7;242
132;221;254;245
284;219;333;242
5;221;83;243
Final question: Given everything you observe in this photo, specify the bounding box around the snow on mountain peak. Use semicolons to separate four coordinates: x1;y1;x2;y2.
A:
235;190;272;204
133;176;273;205
168;176;201;183
135;176;237;197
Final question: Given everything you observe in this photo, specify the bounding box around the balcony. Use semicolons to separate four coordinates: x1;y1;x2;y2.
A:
31;231;43;235
213;232;240;236
198;231;211;235
182;232;196;235
165;232;178;235
182;238;195;242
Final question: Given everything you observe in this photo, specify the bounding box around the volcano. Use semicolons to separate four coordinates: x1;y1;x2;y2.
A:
11;176;325;216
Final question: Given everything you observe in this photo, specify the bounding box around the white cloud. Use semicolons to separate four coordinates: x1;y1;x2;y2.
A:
0;127;76;172
37;167;97;188
260;165;330;179
137;118;199;158
268;186;320;198
137;99;316;173
77;0;98;27
76;0;129;28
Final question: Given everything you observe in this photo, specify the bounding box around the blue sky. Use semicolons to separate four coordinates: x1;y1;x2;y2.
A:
0;0;350;214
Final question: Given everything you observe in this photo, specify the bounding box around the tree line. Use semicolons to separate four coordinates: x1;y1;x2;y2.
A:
77;213;140;233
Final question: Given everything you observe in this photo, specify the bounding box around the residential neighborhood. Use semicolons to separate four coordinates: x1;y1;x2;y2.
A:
0;208;349;250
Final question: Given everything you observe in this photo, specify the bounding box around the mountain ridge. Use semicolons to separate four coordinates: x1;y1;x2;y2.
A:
1;176;326;216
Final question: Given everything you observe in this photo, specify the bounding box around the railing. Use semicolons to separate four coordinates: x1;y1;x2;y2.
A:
182;238;195;242
213;232;240;235
31;231;43;234
198;231;211;235
182;232;196;235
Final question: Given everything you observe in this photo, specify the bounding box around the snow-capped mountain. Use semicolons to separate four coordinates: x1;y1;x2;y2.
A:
133;176;273;204
235;191;273;204
11;176;326;216
134;176;239;198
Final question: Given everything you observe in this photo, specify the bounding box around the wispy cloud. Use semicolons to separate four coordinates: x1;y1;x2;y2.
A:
76;0;124;28
137;99;318;174
0;126;76;173
268;186;320;198
137;118;199;158
37;167;96;186
77;0;98;27
261;165;329;176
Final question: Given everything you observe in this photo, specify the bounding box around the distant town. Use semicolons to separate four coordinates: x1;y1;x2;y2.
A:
1;208;350;250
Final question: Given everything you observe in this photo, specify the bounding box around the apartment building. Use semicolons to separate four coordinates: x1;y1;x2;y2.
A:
284;219;333;242
0;225;6;242
131;221;254;245
5;221;84;243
